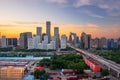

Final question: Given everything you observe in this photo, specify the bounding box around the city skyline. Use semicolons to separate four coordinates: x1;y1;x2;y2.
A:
0;0;120;39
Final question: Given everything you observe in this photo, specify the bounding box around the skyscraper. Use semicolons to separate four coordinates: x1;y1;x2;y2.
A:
61;35;67;49
54;27;60;49
1;36;7;48
81;32;91;49
46;21;51;43
99;37;107;49
19;32;32;48
36;27;42;42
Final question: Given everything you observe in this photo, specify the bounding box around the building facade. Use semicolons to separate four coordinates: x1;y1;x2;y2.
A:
61;35;67;49
19;32;32;48
1;36;7;48
54;27;60;49
46;21;51;43
0;66;26;80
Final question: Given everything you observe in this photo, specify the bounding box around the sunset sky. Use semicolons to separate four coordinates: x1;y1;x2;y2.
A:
0;0;120;39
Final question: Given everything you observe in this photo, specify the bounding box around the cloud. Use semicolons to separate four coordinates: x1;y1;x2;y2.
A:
74;0;91;7
82;10;104;18
74;0;120;10
108;11;120;17
46;0;67;4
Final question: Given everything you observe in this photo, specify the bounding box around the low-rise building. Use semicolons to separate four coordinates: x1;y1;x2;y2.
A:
0;66;27;80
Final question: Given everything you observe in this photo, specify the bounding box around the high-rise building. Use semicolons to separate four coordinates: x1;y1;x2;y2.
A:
107;39;118;49
61;35;67;49
91;38;100;49
54;27;60;49
118;38;120;48
28;38;34;49
99;37;107;49
1;36;7;48
43;35;48;44
19;32;32;48
36;27;42;42
87;34;91;49
69;32;77;45
0;39;1;48
81;32;91;49
46;21;51;43
6;38;17;47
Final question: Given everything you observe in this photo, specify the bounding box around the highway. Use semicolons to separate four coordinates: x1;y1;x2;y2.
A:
67;43;120;78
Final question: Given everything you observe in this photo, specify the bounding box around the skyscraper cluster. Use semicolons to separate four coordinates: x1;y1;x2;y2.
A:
0;21;67;50
19;21;67;50
69;32;120;49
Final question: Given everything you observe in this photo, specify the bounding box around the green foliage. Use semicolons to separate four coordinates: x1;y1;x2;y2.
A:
39;58;51;66
39;54;89;74
98;50;120;64
61;47;74;51
44;72;50;80
50;64;57;70
15;48;55;52
0;47;13;52
34;69;46;79
101;69;109;76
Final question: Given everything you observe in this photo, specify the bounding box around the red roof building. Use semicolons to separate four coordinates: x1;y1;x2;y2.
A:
34;66;44;70
85;58;101;72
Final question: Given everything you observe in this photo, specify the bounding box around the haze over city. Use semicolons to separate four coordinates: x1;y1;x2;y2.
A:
0;0;120;38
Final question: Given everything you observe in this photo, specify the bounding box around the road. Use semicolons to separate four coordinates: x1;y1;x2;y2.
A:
67;43;120;78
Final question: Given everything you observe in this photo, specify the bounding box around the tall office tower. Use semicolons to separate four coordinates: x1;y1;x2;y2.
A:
107;39;117;49
36;27;42;42
54;27;60;49
46;21;51;43
81;32;91;49
1;36;7;48
43;35;48;44
69;34;72;43
69;32;77;45
61;35;67;49
100;37;107;49
42;35;48;50
0;39;1;48
81;32;86;48
42;33;46;41
28;38;34;49
6;38;17;47
91;38;100;49
87;34;91;49
118;38;120;48
19;32;32;48
33;35;40;48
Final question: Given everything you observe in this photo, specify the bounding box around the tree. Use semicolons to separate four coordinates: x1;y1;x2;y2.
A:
44;72;50;80
50;64;57;70
34;69;46;79
34;69;41;79
101;69;109;76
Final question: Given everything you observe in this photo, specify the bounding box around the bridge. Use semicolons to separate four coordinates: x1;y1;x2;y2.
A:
67;43;120;79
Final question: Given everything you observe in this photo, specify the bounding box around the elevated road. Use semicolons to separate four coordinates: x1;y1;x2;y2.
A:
67;43;120;78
